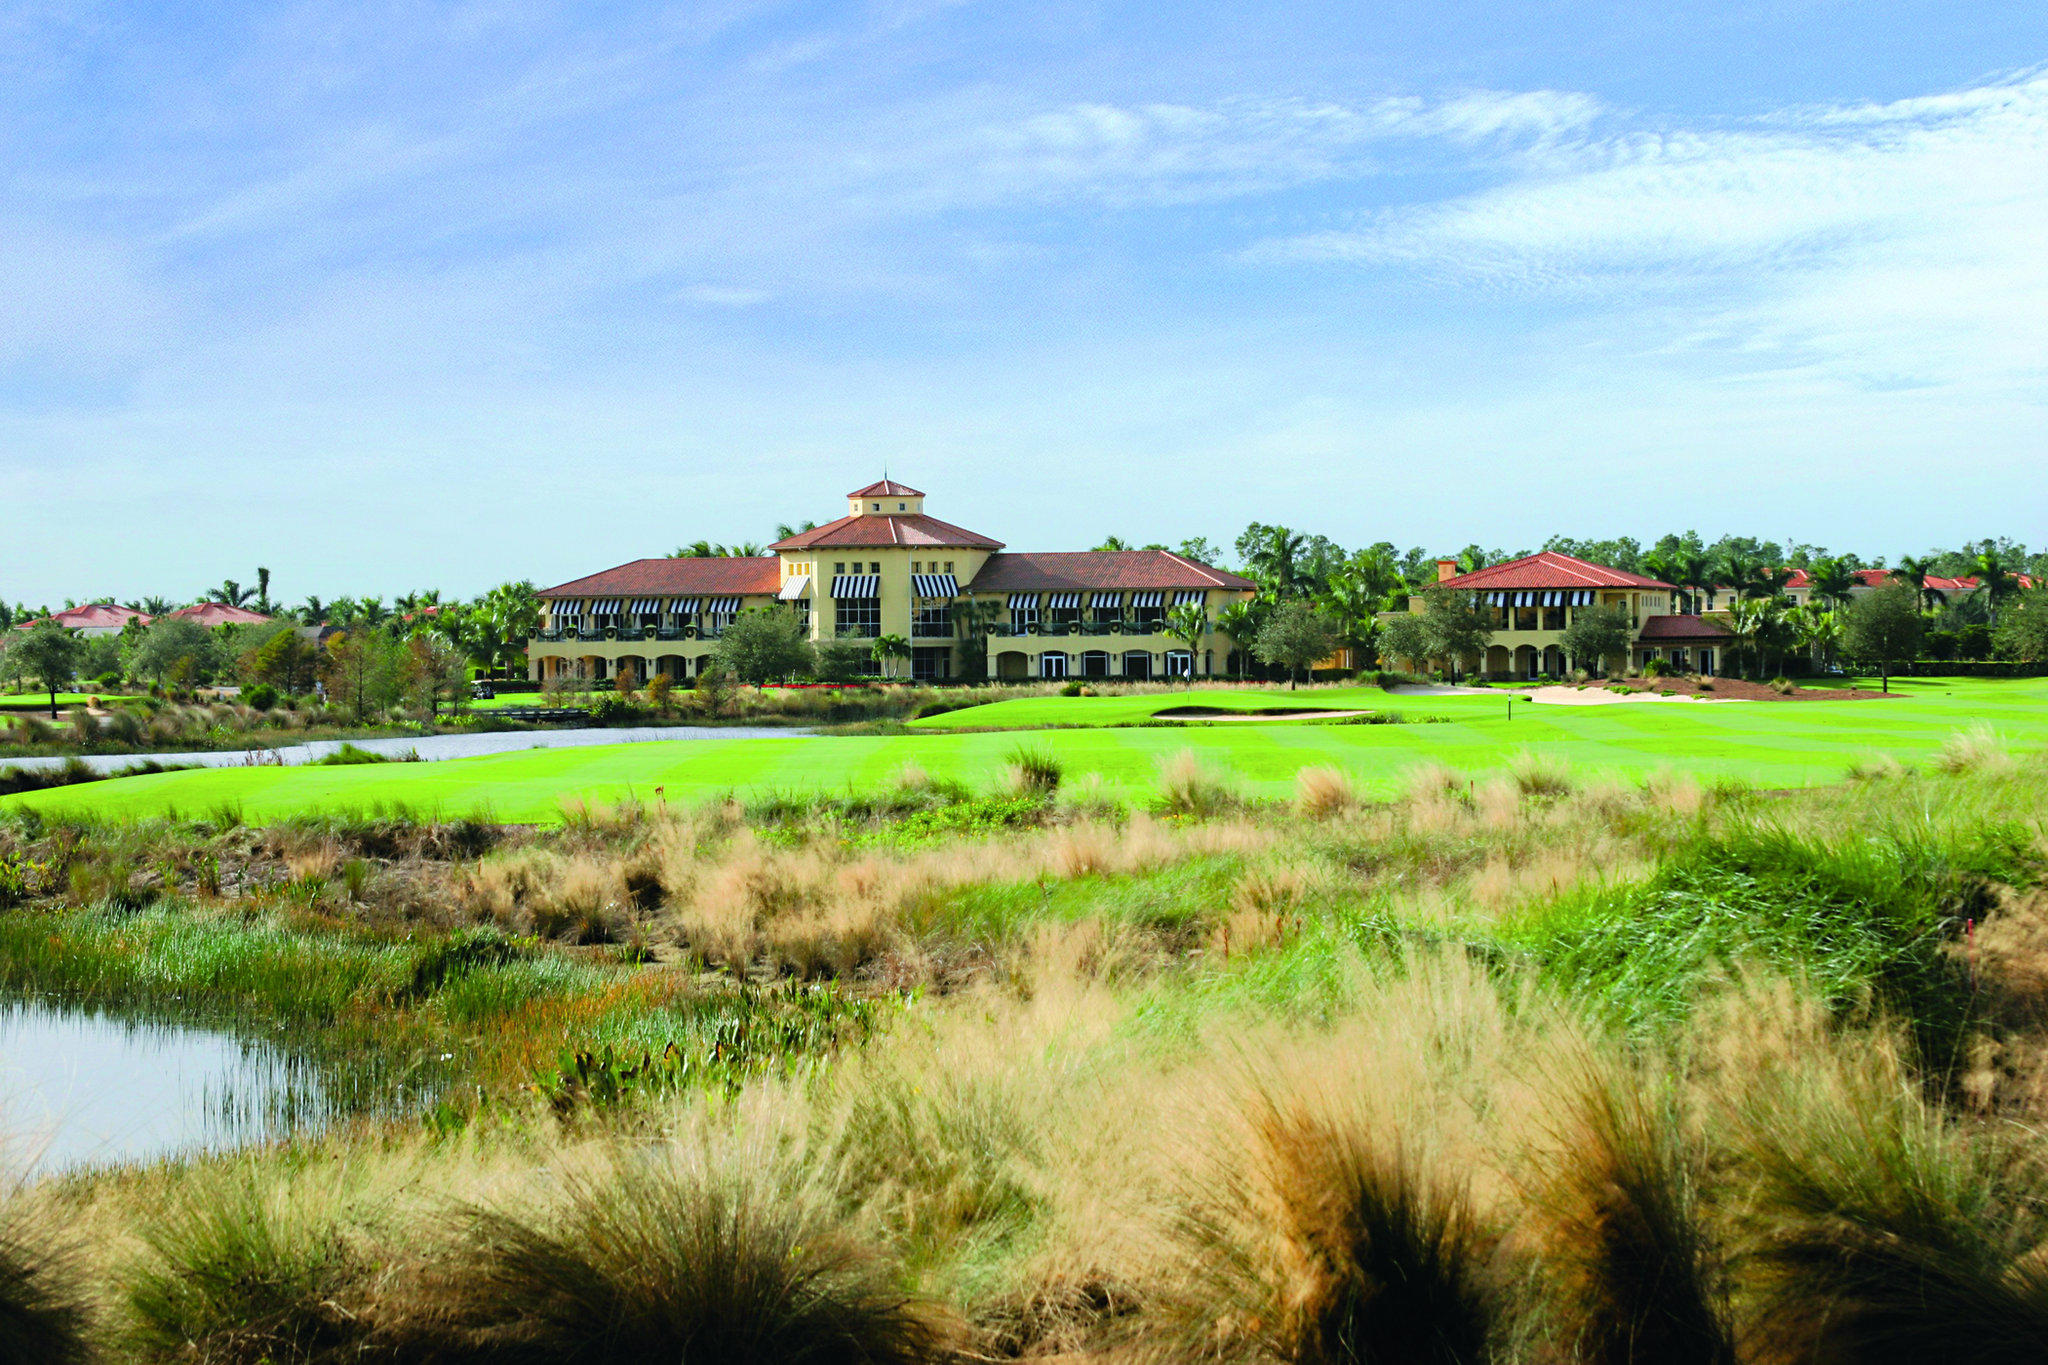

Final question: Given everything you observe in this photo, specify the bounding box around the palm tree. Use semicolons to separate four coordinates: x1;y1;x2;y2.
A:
1245;527;1309;598
1092;535;1133;552
670;540;719;559
357;596;390;628
1673;549;1715;616
1164;601;1209;686
1216;600;1262;678
207;578;254;607
870;633;911;680
1727;598;1767;678
1791;604;1842;673
729;542;767;558
1972;547;2020;624
1889;556;1946;613
1804;557;1859;613
297;595;327;625
1321;567;1387;668
255;567;274;615
773;520;818;541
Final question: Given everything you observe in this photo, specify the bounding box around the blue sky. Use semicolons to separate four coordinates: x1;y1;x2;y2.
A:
4;1;2045;605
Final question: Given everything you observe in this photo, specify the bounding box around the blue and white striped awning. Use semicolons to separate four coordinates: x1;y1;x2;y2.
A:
627;599;661;614
777;575;810;601
706;597;742;615
671;598;699;615
832;575;880;598
911;573;958;599
591;598;622;614
1046;593;1082;610
1007;593;1038;610
1173;589;1206;606
1090;591;1123;609
1130;590;1164;608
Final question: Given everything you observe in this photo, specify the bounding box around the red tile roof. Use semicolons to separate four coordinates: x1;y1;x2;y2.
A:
14;603;151;631
768;513;1002;551
1436;552;1673;592
847;478;924;498
1638;614;1731;641
965;551;1255;593
169;603;272;627
539;557;782;598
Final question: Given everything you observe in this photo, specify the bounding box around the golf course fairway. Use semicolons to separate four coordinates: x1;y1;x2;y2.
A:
4;676;2042;825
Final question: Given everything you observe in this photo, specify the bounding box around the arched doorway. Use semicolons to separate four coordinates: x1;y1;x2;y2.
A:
996;650;1029;680
1485;645;1511;678
1080;650;1111;678
1039;652;1068;679
1122;651;1151;680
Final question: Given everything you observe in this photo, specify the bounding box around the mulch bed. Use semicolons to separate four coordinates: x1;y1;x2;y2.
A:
1604;676;1896;702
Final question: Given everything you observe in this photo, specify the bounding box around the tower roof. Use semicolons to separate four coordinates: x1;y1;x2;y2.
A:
847;478;924;498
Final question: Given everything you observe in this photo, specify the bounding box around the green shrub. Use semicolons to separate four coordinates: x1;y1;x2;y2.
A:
312;743;392;766
243;683;279;711
1003;745;1063;796
1060;680;1084;697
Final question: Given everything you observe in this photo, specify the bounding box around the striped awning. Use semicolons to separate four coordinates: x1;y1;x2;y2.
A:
671;598;699;615
1488;589;1596;607
831;574;880;598
550;599;586;615
911;573;958;599
591;598;622;614
1173;590;1206;606
1090;591;1123;609
1130;590;1164;608
777;575;810;601
706;597;742;615
1007;593;1038;610
1047;593;1082;610
627;599;661;615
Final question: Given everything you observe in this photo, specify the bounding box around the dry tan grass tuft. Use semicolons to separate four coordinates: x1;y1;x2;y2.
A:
1933;722;2015;777
1294;764;1358;820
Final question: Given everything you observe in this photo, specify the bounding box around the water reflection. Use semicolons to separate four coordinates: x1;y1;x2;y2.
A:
0;1000;328;1175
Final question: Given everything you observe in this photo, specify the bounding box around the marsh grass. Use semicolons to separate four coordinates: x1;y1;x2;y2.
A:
0;1197;89;1365
431;1139;945;1364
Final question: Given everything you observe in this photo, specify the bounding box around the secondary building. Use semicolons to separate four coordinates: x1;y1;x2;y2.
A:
527;479;1256;684
1388;552;1731;679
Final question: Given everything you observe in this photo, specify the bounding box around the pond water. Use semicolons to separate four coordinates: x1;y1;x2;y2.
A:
0;1000;328;1176
3;723;814;776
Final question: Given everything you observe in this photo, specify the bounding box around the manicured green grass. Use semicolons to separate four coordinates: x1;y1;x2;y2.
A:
908;684;1463;728
0;692;143;710
7;677;2046;825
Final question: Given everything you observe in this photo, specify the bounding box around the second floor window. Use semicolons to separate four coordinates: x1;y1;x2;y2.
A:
1011;605;1040;632
914;605;951;636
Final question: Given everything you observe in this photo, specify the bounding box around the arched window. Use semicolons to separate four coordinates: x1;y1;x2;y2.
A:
1039;652;1068;679
1080;650;1111;678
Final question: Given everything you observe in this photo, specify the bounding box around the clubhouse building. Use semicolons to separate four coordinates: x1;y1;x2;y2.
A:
528;480;1256;684
1394;552;1732;678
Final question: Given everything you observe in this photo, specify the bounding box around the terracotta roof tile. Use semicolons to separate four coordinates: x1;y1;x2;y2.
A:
539;558;781;598
1436;552;1674;592
847;478;924;498
1638;614;1731;641
965;551;1255;593
15;603;152;630
769;513;1002;551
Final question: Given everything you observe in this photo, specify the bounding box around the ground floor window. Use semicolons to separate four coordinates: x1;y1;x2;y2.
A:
835;599;880;638
1040;652;1068;679
1081;650;1111;678
911;646;952;681
1123;651;1151;680
1165;650;1193;677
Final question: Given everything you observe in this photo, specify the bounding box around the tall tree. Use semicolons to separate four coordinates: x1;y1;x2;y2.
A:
1237;524;1311;599
254;567;274;615
1558;605;1633;677
1415;589;1495;683
1972;547;2021;624
1889;556;1946;614
1251;601;1340;689
1842;585;1925;693
12;620;80;717
207;578;254;608
711;608;816;686
870;633;911;680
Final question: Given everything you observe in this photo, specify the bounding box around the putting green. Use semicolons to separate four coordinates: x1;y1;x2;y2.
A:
6;677;2044;826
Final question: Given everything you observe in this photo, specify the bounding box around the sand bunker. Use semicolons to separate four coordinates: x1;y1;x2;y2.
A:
1521;685;1741;706
1153;705;1374;721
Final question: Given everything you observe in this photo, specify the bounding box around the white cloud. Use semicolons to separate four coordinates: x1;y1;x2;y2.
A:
1247;71;2048;391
